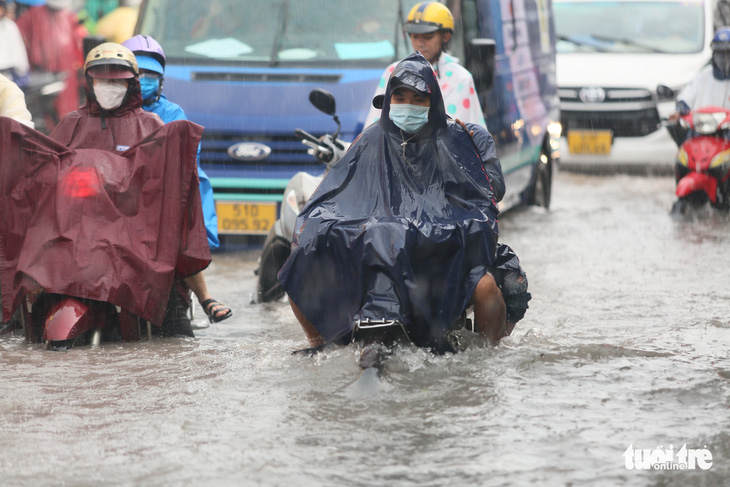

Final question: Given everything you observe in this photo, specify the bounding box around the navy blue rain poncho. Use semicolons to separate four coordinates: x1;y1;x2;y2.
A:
279;52;504;351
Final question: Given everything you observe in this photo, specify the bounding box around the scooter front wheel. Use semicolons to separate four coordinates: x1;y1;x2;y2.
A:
256;235;291;303
670;199;688;215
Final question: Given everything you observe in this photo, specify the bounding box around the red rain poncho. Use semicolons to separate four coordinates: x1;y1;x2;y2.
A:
0;117;210;325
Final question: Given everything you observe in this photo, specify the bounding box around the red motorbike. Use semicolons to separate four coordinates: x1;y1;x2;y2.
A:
671;106;730;214
17;292;153;350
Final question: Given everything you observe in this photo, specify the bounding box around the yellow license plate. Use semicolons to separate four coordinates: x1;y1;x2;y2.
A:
567;130;613;155
216;201;277;235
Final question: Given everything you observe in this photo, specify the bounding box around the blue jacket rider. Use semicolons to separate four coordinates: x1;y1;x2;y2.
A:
122;35;232;324
122;35;219;250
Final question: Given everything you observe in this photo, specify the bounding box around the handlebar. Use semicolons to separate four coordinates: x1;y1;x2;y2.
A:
295;128;335;163
295;129;350;167
294;128;322;146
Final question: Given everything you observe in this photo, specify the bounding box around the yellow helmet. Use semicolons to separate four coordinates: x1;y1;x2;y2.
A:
406;2;454;34
84;42;138;79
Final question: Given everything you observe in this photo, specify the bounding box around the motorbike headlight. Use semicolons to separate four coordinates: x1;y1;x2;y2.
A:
693;112;727;135
547;121;562;138
677;147;689;167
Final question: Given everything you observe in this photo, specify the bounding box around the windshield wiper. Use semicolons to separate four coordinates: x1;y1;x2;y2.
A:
557;34;608;52
269;0;290;66
590;34;665;53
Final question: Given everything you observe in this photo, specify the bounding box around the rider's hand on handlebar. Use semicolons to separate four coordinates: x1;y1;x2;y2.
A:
455;118;475;137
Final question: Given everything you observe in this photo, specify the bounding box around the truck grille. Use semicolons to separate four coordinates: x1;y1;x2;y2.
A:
560;108;661;138
200;132;319;167
192;72;342;84
559;87;660;137
558;87;654;103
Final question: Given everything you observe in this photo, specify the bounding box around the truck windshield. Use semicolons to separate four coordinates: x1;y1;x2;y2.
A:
554;1;705;54
138;0;407;65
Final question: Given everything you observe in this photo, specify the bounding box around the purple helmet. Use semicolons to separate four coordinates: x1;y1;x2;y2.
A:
122;35;166;75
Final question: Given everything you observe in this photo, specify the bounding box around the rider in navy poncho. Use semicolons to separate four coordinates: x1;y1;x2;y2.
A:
279;52;527;352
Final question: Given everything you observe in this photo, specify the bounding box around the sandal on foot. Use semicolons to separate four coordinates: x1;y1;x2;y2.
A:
200;298;232;323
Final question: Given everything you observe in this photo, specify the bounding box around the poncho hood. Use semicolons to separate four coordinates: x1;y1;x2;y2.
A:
378;51;447;139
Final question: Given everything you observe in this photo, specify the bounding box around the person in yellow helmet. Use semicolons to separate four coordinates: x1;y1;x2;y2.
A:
365;1;486;129
96;0;142;44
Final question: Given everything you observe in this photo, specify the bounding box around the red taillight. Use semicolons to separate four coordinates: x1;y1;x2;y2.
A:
61;167;101;198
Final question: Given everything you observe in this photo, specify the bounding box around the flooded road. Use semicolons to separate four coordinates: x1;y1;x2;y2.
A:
1;172;729;486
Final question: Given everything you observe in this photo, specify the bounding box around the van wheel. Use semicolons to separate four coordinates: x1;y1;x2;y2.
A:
528;149;553;208
256;236;291;303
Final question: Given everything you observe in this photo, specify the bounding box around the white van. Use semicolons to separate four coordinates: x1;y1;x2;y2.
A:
554;0;715;173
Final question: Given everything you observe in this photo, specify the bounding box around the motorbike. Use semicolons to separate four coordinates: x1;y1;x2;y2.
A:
22;71;67;134
18;292;153;351
666;105;730;214
259;91;519;371
255;89;349;303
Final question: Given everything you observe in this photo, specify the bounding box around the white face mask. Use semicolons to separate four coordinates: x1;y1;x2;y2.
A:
93;80;128;111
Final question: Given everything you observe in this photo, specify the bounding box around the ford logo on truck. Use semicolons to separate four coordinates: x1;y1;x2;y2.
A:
227;142;272;161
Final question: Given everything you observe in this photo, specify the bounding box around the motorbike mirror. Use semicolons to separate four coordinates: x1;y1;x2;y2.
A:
309;89;337;116
656;84;675;100
309;88;342;140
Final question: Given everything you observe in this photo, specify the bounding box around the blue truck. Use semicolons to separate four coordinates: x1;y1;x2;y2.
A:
136;0;560;238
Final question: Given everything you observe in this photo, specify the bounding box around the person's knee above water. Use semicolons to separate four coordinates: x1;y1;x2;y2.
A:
365;1;486;128
280;52;529;351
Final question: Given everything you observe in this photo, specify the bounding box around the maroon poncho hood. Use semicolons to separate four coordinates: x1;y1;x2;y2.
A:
0;117;211;325
50;76;161;151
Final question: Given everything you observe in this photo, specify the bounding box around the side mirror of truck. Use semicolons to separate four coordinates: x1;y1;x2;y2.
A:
465;38;497;94
656;84;676;100
309;89;337;116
